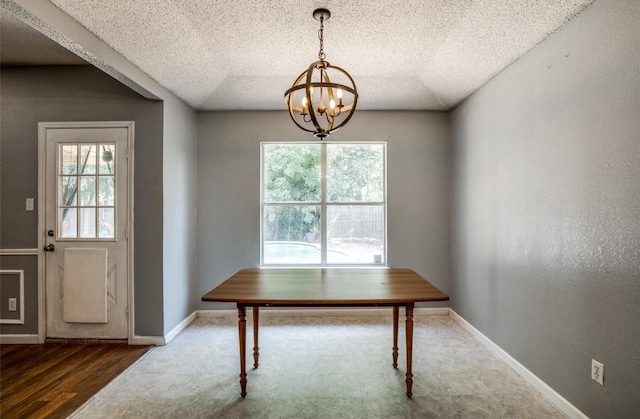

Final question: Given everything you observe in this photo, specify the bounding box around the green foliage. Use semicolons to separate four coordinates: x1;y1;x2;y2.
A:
264;144;321;202
327;144;384;202
263;206;320;242
263;144;320;241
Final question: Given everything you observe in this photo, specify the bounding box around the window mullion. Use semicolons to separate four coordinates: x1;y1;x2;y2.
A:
95;171;99;238
75;148;80;238
320;143;327;266
263;201;322;206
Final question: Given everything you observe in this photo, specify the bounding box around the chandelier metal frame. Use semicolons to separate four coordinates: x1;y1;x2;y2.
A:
284;9;359;139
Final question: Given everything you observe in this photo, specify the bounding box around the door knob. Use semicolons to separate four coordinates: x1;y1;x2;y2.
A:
44;244;55;252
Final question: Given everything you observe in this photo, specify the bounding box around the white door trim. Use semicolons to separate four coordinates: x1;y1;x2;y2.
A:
38;121;135;343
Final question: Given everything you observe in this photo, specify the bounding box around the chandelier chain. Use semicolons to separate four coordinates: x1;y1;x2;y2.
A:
317;17;325;61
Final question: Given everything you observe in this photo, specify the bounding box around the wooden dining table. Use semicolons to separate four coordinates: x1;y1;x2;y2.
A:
201;268;449;398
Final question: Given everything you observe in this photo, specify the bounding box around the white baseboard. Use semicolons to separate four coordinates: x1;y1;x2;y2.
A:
449;309;588;419
197;307;449;318
130;335;165;346
164;311;196;344
0;334;40;344
130;311;197;346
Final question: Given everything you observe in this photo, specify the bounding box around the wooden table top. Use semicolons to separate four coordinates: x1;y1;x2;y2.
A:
202;268;449;306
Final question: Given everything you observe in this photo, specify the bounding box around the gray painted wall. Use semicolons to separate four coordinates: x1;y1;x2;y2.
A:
162;95;198;334
0;65;165;336
196;111;451;309
450;0;640;417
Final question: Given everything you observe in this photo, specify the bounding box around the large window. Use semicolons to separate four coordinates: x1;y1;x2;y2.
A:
261;142;386;266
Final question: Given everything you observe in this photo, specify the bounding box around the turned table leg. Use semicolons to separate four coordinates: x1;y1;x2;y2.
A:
392;306;399;368
253;306;260;368
237;305;247;397
405;303;414;398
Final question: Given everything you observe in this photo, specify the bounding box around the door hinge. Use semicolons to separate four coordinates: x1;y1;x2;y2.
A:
125;307;129;320
125;227;128;240
125;147;129;159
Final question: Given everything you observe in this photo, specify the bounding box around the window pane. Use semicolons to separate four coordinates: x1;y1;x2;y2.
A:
80;176;96;206
327;205;384;264
80;208;96;238
98;208;115;238
80;145;97;174
99;144;116;174
263;205;320;264
98;176;115;206
60;176;77;206
327;144;384;202
60;208;77;238
61;145;78;174
263;144;321;202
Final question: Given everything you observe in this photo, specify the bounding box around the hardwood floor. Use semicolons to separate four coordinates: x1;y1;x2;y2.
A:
1;342;151;419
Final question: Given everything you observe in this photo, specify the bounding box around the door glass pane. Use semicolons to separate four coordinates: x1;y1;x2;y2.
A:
327;205;384;264
60;208;77;238
99;144;116;174
80;208;96;238
57;142;118;240
80;145;97;174
263;205;321;264
98;208;115;238
60;176;77;206
327;144;384;202
98;176;115;206
61;145;78;174
79;176;96;206
263;144;321;202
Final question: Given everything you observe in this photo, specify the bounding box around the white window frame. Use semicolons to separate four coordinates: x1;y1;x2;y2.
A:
260;141;387;267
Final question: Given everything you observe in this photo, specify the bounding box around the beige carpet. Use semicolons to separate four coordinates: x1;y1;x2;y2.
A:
70;313;566;418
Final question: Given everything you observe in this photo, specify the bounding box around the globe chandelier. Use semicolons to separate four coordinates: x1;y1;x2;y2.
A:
284;9;358;139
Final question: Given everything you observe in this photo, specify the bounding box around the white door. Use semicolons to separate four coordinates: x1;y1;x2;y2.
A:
40;122;133;339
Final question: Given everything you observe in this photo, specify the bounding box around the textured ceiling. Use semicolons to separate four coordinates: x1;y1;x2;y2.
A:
46;1;595;110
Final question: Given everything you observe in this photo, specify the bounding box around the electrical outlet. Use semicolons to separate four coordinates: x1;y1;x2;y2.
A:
591;359;604;385
26;198;34;211
8;298;17;312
